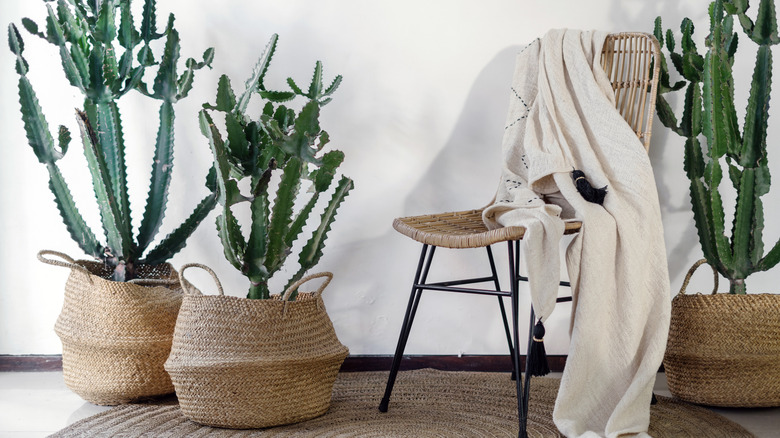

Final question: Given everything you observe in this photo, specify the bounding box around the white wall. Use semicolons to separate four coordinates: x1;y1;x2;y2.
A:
2;0;778;356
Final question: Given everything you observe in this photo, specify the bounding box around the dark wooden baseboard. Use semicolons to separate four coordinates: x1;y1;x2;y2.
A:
0;354;567;373
0;355;64;372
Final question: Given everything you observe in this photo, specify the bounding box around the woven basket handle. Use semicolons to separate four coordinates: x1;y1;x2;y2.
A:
37;250;93;282
282;272;334;301
678;259;719;296
179;263;225;296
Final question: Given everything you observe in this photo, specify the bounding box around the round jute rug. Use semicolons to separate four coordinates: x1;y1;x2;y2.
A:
50;369;753;437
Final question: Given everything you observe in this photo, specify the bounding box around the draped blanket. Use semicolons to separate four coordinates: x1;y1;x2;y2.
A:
482;29;671;437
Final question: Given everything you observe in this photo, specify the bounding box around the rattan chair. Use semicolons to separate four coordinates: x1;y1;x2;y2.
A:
378;32;661;438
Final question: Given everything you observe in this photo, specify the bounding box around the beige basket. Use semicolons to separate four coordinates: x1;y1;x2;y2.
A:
164;264;349;429
39;250;182;405
664;259;780;407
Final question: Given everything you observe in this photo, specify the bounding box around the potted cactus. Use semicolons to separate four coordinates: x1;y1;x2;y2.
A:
164;34;352;429
8;0;216;405
654;0;780;407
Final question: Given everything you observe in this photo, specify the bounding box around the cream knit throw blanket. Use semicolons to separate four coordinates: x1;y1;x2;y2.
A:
483;29;671;437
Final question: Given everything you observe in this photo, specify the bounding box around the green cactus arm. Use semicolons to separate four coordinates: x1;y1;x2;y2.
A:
322;75;342;99
117;1;139;49
679;83;703;138
742;45;772;166
199;109;245;207
745;0;779;44
76;109;132;259
152;26;180;101
307;61;323;99
689;178;722;272
285;191;320;252
757;234;780;271
140;0;164;42
58;0;88;44
15;76;56;164
46;163;104;258
237;34;278;114
216;207;247;272
263;157;303;276
246;194;271;298
282;150;345;254
286;77;305;96
701;45;737;158
136;100;174;254
731;167;757;278
285;175;353;296
225;112;250;164
258;89;296;103
38;5;88;92
707;159;735;270
176;48;214;100
83;101;132;247
142;191;218;265
684;136;706;181
93;0;117;43
212;74;237;111
279;100;321;164
117;49;132;81
750;191;766;269
104;45;120;93
20;18;49;42
310;149;345;191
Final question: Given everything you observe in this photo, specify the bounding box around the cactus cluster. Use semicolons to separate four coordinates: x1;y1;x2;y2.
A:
8;0;217;281
199;35;353;300
655;0;780;293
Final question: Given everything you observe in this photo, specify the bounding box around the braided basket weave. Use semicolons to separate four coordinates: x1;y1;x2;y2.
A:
164;264;349;429
664;259;780;407
40;250;182;406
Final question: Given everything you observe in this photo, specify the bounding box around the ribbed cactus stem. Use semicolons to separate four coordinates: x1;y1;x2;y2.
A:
730;279;747;295
200;35;351;299
10;0;216;279
655;0;779;293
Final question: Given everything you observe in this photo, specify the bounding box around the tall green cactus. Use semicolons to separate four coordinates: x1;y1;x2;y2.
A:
655;0;780;294
9;0;218;281
200;35;353;300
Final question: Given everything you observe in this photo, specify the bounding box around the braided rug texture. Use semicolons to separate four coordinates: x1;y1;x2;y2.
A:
50;369;754;437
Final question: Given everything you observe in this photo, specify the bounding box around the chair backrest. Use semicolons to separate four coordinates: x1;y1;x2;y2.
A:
600;33;661;151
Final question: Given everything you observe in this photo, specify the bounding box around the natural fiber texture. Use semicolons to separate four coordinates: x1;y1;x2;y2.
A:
50;369;755;437
664;260;780;407
165;267;349;429
42;250;182;406
393;209;582;249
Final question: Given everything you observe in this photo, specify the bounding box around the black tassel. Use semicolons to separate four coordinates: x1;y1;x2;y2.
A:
527;320;550;377
571;169;607;205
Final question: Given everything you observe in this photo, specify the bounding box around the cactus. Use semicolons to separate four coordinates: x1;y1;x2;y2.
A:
9;0;217;282
200;35;353;299
655;0;780;293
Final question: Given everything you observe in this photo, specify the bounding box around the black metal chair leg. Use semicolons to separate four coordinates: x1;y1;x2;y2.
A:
379;244;436;412
486;246;517;379
508;241;528;438
522;306;537;425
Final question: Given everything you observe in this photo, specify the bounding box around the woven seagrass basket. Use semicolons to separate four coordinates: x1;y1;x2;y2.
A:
164;264;349;429
39;250;182;406
664;259;780;407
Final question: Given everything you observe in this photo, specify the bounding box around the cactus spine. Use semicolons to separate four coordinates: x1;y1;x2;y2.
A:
655;0;780;293
9;0;217;281
200;35;353;299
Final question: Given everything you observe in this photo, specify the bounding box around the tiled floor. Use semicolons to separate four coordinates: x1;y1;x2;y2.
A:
0;371;777;437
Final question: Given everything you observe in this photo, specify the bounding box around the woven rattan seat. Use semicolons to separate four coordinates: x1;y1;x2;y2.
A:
393;210;582;249
380;32;661;438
